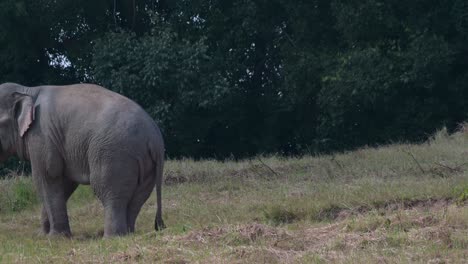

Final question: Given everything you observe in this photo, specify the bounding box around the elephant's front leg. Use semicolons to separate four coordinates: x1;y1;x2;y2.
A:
39;179;72;237
31;146;72;236
41;206;50;234
40;179;78;235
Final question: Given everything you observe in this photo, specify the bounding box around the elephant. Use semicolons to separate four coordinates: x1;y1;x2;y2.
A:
0;82;165;237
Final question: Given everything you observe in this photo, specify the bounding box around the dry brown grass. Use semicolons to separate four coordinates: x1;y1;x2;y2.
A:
0;128;467;263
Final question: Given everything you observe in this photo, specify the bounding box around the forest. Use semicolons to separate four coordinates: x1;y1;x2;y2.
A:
1;0;468;159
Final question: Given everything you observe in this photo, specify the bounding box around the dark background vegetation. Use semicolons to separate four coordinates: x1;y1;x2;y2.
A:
0;0;468;164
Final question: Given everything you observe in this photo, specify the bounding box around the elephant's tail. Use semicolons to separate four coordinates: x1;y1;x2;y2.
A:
154;152;165;231
151;126;166;231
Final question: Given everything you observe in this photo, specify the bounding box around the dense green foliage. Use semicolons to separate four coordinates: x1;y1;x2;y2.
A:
0;0;467;159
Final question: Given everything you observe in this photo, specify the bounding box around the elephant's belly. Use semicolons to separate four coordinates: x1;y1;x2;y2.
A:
65;166;91;185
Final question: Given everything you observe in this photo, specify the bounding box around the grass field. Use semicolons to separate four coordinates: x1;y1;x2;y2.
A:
0;128;467;263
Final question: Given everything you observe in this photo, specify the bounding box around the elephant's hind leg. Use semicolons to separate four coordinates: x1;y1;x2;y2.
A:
103;200;129;237
92;158;138;237
126;174;155;233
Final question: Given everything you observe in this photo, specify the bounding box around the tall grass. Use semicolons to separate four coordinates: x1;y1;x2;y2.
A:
0;174;37;213
0;128;466;263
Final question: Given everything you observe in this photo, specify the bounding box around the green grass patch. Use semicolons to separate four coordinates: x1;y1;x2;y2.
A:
0;176;37;213
263;205;302;225
0;129;467;262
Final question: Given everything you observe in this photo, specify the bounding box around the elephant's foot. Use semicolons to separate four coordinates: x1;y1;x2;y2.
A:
103;230;128;238
49;229;72;238
48;222;72;238
103;202;129;237
103;223;128;237
48;229;72;238
40;223;71;237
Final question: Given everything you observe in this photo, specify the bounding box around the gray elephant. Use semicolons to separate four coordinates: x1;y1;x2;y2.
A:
0;82;165;237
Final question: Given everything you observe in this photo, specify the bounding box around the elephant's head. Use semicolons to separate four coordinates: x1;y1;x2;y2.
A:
0;84;35;161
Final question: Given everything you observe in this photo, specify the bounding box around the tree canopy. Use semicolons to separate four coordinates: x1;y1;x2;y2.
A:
1;0;467;160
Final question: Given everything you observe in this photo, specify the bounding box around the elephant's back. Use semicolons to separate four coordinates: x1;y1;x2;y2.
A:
42;84;154;126
43;84;141;114
40;83;162;157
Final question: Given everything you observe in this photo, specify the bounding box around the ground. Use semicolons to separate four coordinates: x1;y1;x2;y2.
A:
0;128;467;263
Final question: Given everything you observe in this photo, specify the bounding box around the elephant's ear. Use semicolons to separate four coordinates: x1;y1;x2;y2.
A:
12;92;35;137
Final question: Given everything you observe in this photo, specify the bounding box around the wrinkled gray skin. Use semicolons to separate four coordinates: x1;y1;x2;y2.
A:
0;83;165;237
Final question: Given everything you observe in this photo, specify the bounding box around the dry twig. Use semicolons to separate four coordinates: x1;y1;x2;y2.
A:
402;150;425;173
257;157;281;177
